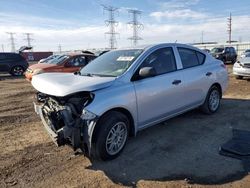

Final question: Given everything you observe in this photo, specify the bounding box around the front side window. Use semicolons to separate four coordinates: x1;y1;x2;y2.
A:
80;49;143;77
178;48;205;69
139;47;177;75
49;55;69;64
68;56;87;67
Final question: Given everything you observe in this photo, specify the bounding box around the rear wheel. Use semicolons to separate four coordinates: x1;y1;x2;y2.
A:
10;66;24;76
92;111;129;161
201;85;221;114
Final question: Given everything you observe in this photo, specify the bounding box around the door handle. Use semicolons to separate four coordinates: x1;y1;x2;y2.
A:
172;80;182;85
206;72;212;76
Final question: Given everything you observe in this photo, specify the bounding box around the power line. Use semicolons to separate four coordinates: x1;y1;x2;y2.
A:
102;4;119;49
227;13;232;44
127;9;143;46
6;32;16;52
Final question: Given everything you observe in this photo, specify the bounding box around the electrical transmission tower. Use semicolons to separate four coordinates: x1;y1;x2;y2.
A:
6;32;16;52
127;9;143;46
24;33;34;48
227;13;232;44
58;44;62;53
102;5;119;49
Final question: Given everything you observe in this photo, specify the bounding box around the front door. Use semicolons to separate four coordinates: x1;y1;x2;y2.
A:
133;47;186;128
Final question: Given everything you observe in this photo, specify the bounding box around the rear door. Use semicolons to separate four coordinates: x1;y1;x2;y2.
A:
133;47;186;128
176;47;212;107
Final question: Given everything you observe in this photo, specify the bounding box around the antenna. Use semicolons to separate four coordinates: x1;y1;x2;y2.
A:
127;9;143;46
6;32;16;52
102;5;119;49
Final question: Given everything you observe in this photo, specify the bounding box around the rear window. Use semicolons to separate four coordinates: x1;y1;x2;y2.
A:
178;48;206;69
6;53;24;61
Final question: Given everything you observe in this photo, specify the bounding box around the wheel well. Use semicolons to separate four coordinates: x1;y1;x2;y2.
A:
91;108;135;144
211;83;222;98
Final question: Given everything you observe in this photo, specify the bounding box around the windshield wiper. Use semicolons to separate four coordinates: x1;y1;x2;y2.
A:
81;73;116;77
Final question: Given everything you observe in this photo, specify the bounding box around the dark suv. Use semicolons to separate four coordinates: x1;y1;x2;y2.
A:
0;53;29;76
211;47;237;64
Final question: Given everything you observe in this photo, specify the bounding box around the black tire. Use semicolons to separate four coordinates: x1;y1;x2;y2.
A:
10;65;24;76
235;75;243;80
201;85;221;114
92;111;129;161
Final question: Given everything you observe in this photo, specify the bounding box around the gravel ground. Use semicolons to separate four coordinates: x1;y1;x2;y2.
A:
0;65;250;188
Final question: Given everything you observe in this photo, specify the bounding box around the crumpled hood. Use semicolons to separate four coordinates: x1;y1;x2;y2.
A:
31;72;116;96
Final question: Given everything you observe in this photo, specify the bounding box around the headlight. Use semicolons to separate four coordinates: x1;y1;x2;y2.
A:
81;109;96;120
234;62;241;68
33;69;44;75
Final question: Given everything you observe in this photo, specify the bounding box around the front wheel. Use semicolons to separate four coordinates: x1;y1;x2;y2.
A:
201;85;221;114
92;111;129;161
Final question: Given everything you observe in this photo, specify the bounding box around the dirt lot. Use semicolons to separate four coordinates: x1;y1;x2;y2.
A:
0;65;250;188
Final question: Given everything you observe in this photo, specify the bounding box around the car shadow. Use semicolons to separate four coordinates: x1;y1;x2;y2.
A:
0;74;25;81
87;98;250;186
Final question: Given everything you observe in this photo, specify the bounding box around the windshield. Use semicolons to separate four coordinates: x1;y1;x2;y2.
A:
48;55;69;64
80;49;143;77
211;48;224;53
245;53;250;57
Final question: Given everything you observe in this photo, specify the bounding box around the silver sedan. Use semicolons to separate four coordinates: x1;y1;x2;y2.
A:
32;43;228;161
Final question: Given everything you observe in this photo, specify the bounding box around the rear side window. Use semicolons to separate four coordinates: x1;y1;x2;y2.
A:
196;52;205;64
178;48;205;69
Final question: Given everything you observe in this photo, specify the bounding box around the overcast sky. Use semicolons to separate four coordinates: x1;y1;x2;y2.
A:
0;0;250;52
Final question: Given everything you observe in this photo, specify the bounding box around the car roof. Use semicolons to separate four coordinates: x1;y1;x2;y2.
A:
115;43;201;51
66;53;96;57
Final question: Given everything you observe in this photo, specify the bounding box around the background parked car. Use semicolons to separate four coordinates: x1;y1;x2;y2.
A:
233;53;250;79
211;47;237;64
0;52;29;76
202;49;210;53
240;49;250;58
38;54;60;64
25;53;96;81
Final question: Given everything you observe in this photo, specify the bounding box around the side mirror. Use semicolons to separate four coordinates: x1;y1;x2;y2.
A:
139;67;156;78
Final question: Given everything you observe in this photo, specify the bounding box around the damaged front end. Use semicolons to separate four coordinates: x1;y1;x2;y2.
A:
34;91;97;153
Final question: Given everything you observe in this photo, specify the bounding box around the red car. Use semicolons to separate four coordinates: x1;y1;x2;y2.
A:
25;53;96;81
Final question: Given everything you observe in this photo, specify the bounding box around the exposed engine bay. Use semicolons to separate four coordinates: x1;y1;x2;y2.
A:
35;91;95;151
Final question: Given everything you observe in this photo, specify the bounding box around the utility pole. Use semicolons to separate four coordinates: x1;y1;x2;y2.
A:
24;33;34;48
102;5;119;49
58;44;62;53
227;13;232;44
6;32;16;52
127;9;143;46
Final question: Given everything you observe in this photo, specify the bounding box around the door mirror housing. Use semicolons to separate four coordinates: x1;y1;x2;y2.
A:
139;67;157;78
